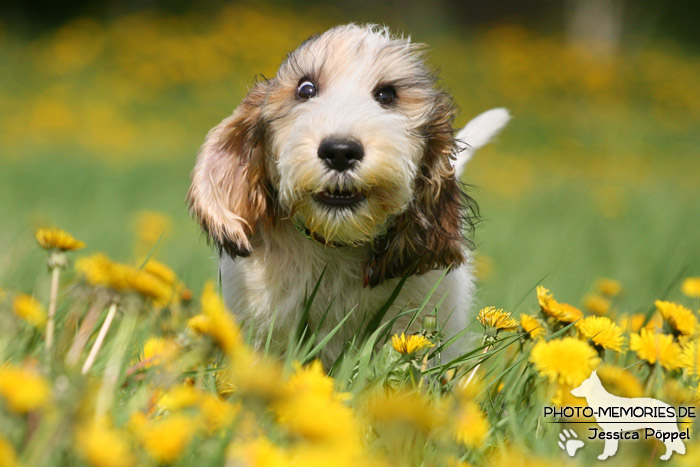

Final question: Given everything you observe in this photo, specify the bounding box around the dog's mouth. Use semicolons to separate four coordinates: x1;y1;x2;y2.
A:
312;188;366;208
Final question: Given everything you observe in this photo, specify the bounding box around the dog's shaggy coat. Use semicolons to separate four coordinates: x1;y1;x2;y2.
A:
188;24;509;364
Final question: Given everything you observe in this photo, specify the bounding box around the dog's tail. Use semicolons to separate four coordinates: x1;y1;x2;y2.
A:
453;107;510;178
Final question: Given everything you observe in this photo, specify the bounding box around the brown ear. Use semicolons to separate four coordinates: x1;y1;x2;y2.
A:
365;92;478;287
187;82;272;257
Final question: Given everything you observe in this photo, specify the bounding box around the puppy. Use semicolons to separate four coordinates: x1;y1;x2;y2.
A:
187;24;509;365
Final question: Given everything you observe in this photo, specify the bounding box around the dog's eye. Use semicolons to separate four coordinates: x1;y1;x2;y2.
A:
296;80;317;99
374;86;397;106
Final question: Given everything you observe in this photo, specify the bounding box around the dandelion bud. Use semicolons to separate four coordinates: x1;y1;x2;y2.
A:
422;314;438;333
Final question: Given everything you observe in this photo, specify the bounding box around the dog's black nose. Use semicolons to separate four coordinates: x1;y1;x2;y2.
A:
317;138;364;172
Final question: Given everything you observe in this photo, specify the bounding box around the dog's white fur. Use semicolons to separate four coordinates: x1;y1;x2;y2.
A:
188;24;509;365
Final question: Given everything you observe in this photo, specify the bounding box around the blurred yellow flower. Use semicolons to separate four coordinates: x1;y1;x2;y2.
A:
655;300;697;336
391;333;434;354
662;379;697;405
199;393;240;433
519;314;545;339
157;385;201;411
134;414;195;463
215;352;284;400
583;294;611;315
132;211;171;258
274;361;357;444
596;365;643;398
630;329;682;370
12;294;46;328
680;340;700;376
595;278;622;297
0;437;17;467
227;436;287;467
76;253;118;287
363;389;446;434
453;400;489;448
529;337;600;386
35;227;85;251
141;259;178;287
75;418;135;467
76;253;175;305
477;306;518;331
617;313;647;333
0;364;50;413
141;336;179;368
192;281;243;357
536;286;583;323
681;277;700;298
575;316;624;351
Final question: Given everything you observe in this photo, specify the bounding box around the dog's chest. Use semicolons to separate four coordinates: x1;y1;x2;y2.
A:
218;222;474;361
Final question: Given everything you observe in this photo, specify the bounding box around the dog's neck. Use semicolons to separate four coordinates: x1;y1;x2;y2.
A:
256;219;383;286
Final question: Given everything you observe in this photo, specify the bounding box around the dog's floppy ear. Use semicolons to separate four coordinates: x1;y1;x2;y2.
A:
365;91;476;287
187;82;272;257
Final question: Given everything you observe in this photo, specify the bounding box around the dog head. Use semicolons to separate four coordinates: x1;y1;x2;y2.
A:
187;24;478;286
570;370;600;398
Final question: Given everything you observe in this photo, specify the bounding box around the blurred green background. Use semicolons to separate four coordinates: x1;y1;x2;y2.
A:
1;0;699;315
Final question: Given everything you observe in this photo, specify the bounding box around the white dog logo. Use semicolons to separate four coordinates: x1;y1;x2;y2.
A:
571;370;686;461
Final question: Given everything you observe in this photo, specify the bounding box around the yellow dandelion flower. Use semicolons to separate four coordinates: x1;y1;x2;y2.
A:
0;364;50;413
681;340;700;376
663;379;696;405
596;365;643;398
453;400;489;448
519;314;545;340
0;437;17;467
227;436;287;467
141;336;179;368
12;294;46;328
76;253;118;288
595;278;622;297
575;316;624;351
135;414;195;464
583;294;611;315
75;418;134;467
157;385;201;411
477;306;518;331
76;254;175;305
391;333;434;354
529;337;600;386
216;352;284;400
35;227;85;251
196;281;243;357
618;313;647;333
655;300;697;336
141;259;178;286
274;361;357;444
536;286;583;323
199;393;240;433
187;314;211;334
681;277;700;298
552;383;586;409
629;329;682;370
122;268;174;306
363;389;446;434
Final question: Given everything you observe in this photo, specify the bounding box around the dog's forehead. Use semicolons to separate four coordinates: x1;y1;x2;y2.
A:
277;25;428;89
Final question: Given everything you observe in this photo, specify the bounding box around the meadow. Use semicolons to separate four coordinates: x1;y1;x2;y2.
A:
1;3;700;466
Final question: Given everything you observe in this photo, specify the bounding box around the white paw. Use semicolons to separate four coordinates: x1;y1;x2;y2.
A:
557;429;584;457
